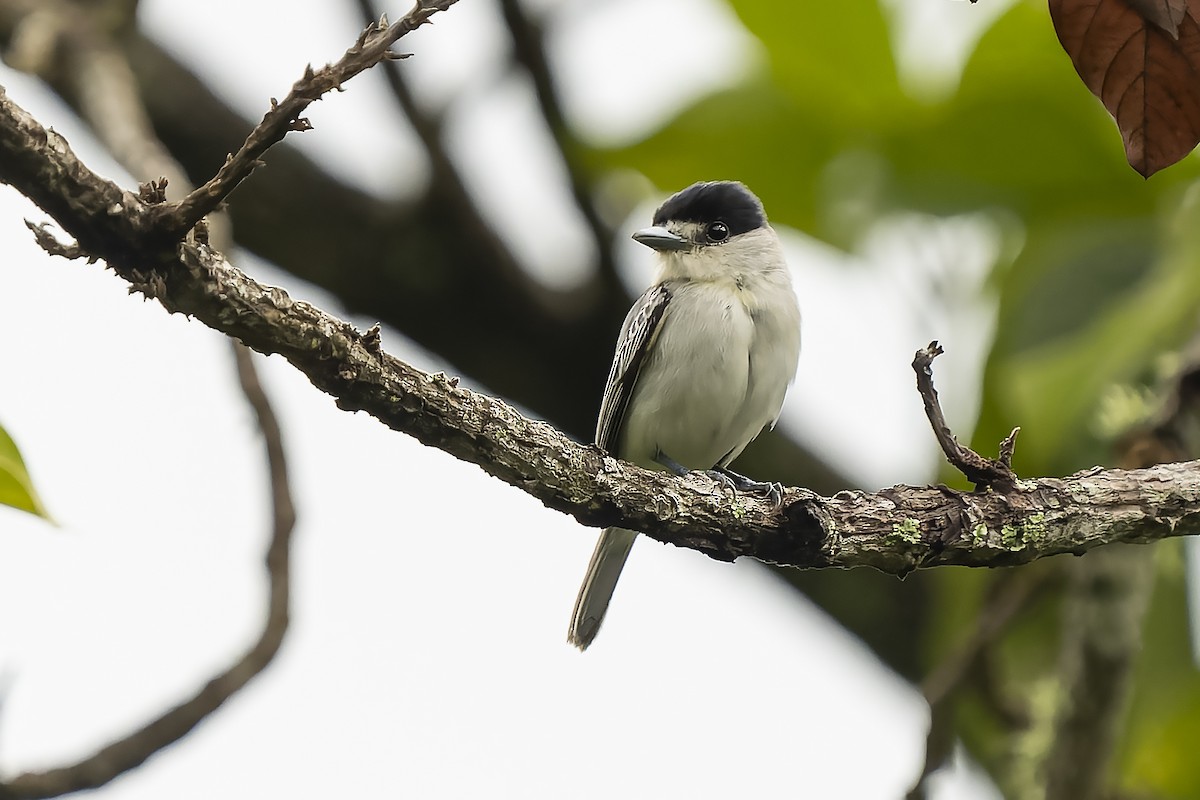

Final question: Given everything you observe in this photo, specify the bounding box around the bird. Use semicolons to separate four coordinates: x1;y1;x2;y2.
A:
567;180;801;650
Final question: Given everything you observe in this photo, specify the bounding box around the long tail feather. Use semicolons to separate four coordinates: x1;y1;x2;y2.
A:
567;527;637;650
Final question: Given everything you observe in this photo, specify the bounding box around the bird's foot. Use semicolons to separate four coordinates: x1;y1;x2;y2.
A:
655;451;739;499
701;469;740;499
714;467;784;508
654;452;782;504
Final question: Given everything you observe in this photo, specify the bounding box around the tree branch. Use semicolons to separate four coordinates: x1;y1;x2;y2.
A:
1044;544;1155;800
1037;328;1200;799
495;0;617;279
0;284;297;800
0;10;299;793
6;0;933;681
0;0;916;698
4;82;1200;574
344;0;587;331
914;341;1021;491
149;0;459;238
0;0;643;446
907;567;1057;799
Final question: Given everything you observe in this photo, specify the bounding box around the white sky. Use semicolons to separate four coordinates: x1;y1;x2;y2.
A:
0;0;1008;797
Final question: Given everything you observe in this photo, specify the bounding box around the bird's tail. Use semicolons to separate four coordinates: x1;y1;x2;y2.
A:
568;527;637;650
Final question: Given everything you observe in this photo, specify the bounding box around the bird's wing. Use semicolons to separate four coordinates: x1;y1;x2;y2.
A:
594;283;672;453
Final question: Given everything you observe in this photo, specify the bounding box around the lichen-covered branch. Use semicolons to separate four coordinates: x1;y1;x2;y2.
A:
4;59;1200;576
84;242;1200;573
1044;545;1155;800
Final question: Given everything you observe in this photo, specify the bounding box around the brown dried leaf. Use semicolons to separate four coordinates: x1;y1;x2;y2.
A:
1050;0;1200;176
1128;0;1187;36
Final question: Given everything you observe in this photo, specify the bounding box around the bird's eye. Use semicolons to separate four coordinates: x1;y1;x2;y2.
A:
706;221;731;243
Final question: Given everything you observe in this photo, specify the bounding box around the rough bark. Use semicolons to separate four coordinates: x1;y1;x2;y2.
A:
3;0;942;685
3;81;1200;573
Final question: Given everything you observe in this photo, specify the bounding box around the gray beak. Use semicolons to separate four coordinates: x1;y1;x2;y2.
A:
632;226;691;252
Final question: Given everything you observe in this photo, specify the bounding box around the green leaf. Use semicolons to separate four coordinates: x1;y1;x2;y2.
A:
726;0;904;122
0;423;51;520
882;0;1197;221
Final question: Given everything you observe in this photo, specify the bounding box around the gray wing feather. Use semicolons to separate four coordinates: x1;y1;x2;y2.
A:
594;283;671;453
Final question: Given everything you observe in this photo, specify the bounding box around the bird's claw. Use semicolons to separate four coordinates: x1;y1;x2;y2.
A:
761;481;784;509
702;469;740;499
714;468;784;509
657;453;784;508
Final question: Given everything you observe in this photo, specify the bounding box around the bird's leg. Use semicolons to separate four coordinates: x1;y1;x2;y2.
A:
653;450;692;477
653;450;739;496
714;466;783;508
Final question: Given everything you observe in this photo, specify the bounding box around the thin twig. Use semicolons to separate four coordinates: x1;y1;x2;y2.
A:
0;7;295;794
0;321;297;800
913;341;1022;491
3;0;641;442
351;0;445;138
233;340;298;566
495;0;616;278
1044;546;1155;800
151;0;460;238
349;0;560;309
922;571;1054;706
907;568;1056;797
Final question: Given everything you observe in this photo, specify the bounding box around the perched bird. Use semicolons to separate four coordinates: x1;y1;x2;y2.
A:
568;181;801;650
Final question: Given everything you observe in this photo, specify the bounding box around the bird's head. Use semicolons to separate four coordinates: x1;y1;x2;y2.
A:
632;181;783;283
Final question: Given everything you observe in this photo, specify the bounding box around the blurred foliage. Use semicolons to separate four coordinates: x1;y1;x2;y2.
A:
1118;543;1200;798
585;0;1200;794
0;422;49;520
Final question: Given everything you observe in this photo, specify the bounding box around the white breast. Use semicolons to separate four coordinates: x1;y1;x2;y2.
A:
618;262;800;472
